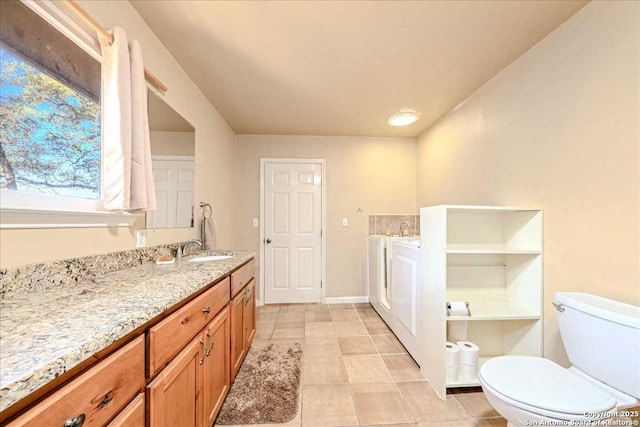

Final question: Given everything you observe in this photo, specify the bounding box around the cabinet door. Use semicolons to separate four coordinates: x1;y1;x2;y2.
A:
147;335;204;427
230;292;245;379
203;307;231;427
148;277;230;377
243;280;256;350
107;393;144;427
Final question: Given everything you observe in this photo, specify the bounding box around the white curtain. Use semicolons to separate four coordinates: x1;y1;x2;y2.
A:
100;27;156;211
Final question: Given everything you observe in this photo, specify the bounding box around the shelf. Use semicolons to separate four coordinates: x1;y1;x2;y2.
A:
420;205;543;400
444;206;540;213
447;248;540;255
447;301;540;321
446;357;490;388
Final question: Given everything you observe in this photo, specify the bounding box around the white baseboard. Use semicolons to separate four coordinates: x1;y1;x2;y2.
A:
323;296;370;304
256;296;369;306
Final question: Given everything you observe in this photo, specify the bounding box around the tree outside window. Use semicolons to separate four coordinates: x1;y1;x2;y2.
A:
0;46;101;199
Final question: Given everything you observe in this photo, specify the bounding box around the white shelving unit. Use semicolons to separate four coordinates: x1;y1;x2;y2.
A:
419;205;543;399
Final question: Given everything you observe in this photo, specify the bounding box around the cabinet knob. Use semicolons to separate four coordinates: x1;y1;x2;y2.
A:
265;238;272;244
64;414;85;427
202;307;211;314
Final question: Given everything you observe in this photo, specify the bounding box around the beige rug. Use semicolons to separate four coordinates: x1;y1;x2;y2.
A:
216;342;303;425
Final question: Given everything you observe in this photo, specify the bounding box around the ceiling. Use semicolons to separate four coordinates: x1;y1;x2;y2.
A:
132;1;587;138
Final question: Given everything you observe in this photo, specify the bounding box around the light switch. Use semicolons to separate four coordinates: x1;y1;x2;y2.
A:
252;218;259;227
342;218;349;227
136;230;146;248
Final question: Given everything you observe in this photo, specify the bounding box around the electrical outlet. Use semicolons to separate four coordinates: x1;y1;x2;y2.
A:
136;230;146;248
342;218;349;227
252;218;259;227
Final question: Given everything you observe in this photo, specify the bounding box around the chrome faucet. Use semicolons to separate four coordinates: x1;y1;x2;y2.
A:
177;239;203;260
399;222;410;237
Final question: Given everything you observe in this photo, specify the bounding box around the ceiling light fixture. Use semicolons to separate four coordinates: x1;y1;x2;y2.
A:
387;109;421;127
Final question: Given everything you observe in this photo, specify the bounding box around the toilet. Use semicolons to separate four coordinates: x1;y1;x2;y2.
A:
479;292;640;427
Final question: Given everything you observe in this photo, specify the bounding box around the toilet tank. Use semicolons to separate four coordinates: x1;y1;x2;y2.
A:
555;292;640;399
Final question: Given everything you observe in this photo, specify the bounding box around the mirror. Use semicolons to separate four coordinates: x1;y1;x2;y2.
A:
145;91;196;229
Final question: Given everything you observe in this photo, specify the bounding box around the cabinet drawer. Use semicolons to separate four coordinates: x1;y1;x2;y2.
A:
231;259;255;298
7;336;144;427
107;393;144;427
148;277;230;376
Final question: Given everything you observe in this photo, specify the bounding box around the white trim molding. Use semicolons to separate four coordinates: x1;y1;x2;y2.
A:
0;190;142;229
0;207;141;229
324;296;370;305
150;155;195;162
255;297;369;306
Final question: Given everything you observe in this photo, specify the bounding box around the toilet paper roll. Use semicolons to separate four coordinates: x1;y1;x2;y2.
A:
456;341;480;365
446;365;460;383
448;301;470;316
445;342;460;367
460;363;478;379
447;321;468;342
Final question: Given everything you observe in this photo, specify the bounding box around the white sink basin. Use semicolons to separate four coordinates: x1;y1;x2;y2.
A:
187;255;233;263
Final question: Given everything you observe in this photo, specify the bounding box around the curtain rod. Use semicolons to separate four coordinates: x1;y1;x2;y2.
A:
62;0;168;93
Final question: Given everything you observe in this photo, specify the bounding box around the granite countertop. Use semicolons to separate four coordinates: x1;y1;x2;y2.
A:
0;250;255;413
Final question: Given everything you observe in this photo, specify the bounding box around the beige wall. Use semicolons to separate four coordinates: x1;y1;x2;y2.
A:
0;1;236;268
235;135;417;299
416;1;640;365
150;131;195;156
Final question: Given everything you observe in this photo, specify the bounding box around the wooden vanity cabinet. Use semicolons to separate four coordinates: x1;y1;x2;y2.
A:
229;260;256;380
243;280;256;352
5;336;145;427
107;393;144;427
3;258;253;427
203;307;231;427
148;277;230;377
147;307;230;427
230;259;255;297
230;289;247;378
147;333;204;427
230;278;256;379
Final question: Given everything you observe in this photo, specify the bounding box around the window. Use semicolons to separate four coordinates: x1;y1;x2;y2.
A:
0;1;138;227
0;47;101;199
1;0;101;200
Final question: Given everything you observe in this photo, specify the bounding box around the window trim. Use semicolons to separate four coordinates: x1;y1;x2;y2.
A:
0;1;141;229
0;207;141;229
0;190;142;229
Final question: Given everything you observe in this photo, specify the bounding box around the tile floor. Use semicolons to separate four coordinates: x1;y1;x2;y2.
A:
217;303;507;427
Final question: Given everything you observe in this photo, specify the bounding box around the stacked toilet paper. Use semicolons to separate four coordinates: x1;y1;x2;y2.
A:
457;341;480;379
445;341;480;382
445;342;460;382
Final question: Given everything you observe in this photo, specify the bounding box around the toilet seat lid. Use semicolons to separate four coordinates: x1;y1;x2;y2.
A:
479;356;617;415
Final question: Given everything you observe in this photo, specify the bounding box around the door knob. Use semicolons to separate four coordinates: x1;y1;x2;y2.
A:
265;238;272;244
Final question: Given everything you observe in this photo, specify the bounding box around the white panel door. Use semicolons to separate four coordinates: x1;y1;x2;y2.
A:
147;158;194;228
264;162;322;303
